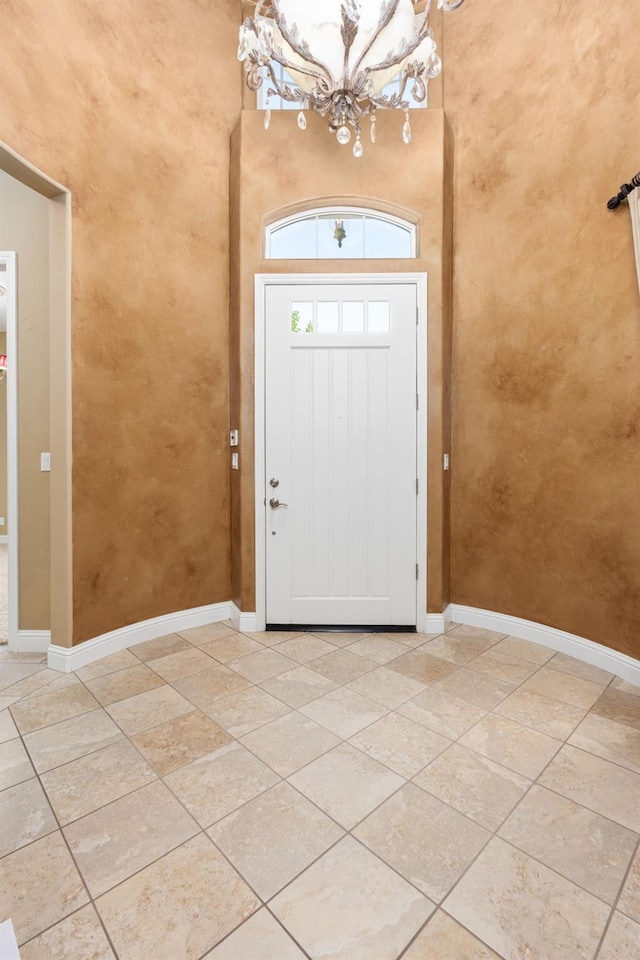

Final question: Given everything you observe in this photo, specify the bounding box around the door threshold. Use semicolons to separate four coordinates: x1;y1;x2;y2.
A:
266;624;417;633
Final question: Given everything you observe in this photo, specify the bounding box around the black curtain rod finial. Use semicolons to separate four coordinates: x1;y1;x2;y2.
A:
608;171;640;210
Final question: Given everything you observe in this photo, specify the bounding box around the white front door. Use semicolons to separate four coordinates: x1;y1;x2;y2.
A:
264;281;418;627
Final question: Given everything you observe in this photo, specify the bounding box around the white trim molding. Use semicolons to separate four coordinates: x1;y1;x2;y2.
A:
42;595;640;686
47;602;233;673
448;604;640;687
420;612;449;635
230;604;258;634
1;252;19;651
629;189;640;295
15;630;51;653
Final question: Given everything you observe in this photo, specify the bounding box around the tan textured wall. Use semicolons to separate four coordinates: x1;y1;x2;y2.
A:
0;0;241;643
0;332;6;537
0;170;51;628
231;108;452;618
445;0;640;657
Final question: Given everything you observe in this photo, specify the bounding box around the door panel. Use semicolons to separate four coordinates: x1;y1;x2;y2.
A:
265;283;417;626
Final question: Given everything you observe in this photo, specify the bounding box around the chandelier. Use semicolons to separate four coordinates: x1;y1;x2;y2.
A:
238;0;465;157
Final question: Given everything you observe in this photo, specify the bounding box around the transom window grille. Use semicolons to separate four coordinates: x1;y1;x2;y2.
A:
257;63;428;112
266;208;417;260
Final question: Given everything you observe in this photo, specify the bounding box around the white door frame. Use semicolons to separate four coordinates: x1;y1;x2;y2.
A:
254;272;428;632
1;252;19;647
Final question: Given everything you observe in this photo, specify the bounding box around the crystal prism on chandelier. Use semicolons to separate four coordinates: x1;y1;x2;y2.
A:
238;0;465;157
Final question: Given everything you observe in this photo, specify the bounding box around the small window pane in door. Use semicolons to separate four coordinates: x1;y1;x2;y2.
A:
316;301;340;334
367;301;391;333
364;217;413;258
270;218;316;259
317;216;365;259
342;301;366;333
291;302;314;334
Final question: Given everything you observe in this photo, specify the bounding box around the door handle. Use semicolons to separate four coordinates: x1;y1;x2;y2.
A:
269;498;288;509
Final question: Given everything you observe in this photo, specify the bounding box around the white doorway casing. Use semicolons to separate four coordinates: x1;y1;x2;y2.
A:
254;273;428;633
0;252;18;648
1;140;73;655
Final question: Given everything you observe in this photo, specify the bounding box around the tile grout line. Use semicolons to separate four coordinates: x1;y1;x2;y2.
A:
209;665;634;952
533;775;640;835
393;648;634;925
441;671;640;908
2;642;630;812
264;904;316;960
433;733;633;934
3;665;214;960
592;832;640;960
16;710;127;779
4;702;123;959
161;685;448;912
17;903;121;960
549;738;640;784
4;644;630;847
395;906;508;960
2;628;637;958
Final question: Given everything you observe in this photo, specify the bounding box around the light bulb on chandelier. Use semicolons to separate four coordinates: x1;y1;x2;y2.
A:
238;0;466;155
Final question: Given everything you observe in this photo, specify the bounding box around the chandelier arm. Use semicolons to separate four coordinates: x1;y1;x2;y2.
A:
405;66;428;103
263;60;313;105
246;56;267;91
353;1;436;83
350;0;403;79
270;48;326;86
341;5;359;88
270;0;334;86
398;69;427;104
359;35;419;77
398;72;412;101
371;97;410;113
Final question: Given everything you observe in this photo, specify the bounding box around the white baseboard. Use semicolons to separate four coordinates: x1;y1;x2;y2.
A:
43;594;640;687
419;612;449;635
12;630;51;653
449;603;640;686
47;602;232;673
230;603;258;633
0;535;7;545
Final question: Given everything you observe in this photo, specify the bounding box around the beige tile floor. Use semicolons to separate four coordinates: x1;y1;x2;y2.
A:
1;623;640;960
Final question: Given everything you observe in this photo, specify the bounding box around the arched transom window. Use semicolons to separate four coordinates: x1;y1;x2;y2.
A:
265;207;417;260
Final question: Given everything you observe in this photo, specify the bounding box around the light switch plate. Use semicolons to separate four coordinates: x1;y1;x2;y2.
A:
41;452;51;472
